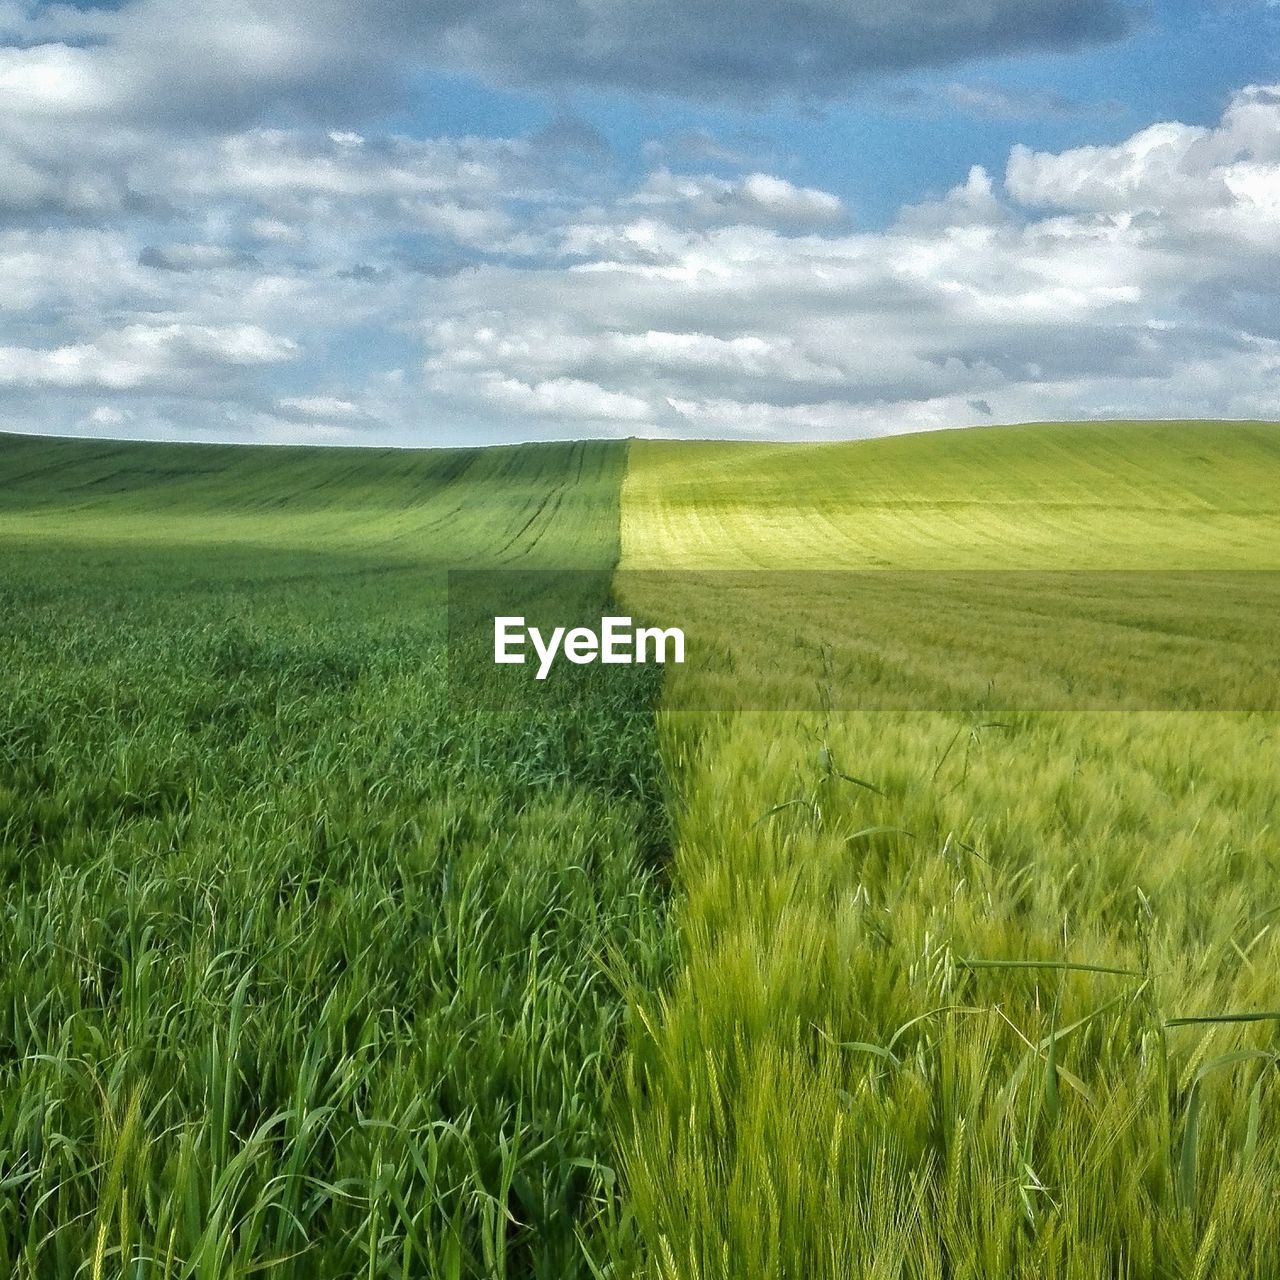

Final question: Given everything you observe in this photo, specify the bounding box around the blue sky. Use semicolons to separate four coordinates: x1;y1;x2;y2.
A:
2;0;1279;444
416;1;1280;224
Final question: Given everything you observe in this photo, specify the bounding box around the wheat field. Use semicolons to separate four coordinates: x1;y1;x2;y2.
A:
614;421;1280;1278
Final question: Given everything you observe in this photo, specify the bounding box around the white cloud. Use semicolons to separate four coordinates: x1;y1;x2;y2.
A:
0;43;113;115
1006;86;1280;215
625;170;846;231
276;394;366;420
471;374;653;425
0;323;297;391
417;84;1280;439
86;405;132;427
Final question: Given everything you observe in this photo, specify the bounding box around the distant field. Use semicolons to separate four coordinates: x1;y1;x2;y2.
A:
622;421;1280;569
617;421;1280;1279
616;423;1280;717
0;433;624;568
3;421;1279;1279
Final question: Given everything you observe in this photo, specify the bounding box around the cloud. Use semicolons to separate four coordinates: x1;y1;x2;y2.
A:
275;394;369;422
944;81;1124;120
417;84;1280;439
169;129;522;203
0;323;297;391
0;0;1143;453
0;42;112;116
0;0;1134;131
0;124;148;217
3;39;1280;446
464;374;653;428
879;80;1126;121
621;169;847;231
531;112;611;157
896;165;1010;230
430;0;1134;103
85;405;133;428
0;1;394;128
148;128;552;253
642;128;777;170
139;243;259;272
1006;86;1280;215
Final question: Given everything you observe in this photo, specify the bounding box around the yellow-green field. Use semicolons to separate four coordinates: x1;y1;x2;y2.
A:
621;422;1280;569
615;421;1280;1278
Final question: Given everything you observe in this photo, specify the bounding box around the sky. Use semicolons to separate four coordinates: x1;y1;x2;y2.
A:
2;0;1279;446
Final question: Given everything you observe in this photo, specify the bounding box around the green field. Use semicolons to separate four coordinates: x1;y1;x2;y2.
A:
0;435;669;1278
3;421;1279;1278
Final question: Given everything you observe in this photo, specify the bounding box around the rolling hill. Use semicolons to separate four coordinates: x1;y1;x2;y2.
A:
622;420;1280;568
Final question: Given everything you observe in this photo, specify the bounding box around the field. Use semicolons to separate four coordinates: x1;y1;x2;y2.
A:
619;422;1280;569
0;435;669;1278
615;422;1280;1278
2;421;1279;1277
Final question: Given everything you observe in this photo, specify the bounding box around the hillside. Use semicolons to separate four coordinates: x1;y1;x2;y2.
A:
612;421;1280;1278
0;432;626;572
4;420;1280;1277
8;420;1279;573
622;421;1280;568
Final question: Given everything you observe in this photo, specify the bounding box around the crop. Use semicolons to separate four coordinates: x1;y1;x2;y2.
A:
4;420;1279;1279
0;435;669;1278
614;421;1280;1279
